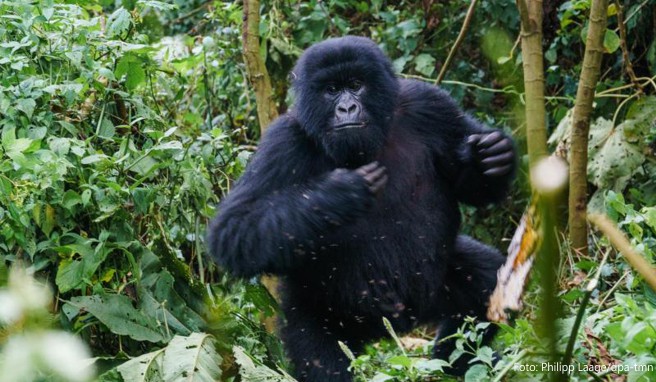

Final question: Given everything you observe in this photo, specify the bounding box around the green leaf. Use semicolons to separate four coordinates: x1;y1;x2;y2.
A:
475;346;494;365
107;8;132;38
587;117;645;191
128;156;158;176
415;359;448;373
97;118;116;139
161;333;222;381
81;154;110;164
623;96;656;142
371;373;394;382
2;127;33;158
117;348;165;382
152;141;183;151
64;294;166;343
392;55;411;73
115;55;146;90
464;364;489;382
139;271;204;334
244;282;277;317
137;0;178;11
233;346;294;382
36;204;56;236
55;241;108;292
16;98;36;118
414;53;435;77
48;137;71;155
603;29;621;53
387;355;412;368
62;190;83;210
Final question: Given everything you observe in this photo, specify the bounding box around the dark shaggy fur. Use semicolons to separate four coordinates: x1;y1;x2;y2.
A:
208;36;515;382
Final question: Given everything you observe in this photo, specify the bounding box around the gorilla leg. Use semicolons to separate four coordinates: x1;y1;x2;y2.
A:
432;235;504;375
281;307;363;382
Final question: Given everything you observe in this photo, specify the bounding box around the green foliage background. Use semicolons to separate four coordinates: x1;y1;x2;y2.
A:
0;0;655;381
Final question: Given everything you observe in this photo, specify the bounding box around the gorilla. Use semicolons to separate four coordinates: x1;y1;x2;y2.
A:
208;36;515;381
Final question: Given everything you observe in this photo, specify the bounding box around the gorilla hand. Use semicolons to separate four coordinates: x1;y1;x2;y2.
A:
324;162;387;219
467;131;514;177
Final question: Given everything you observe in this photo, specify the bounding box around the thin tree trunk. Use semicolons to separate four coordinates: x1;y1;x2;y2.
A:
242;0;278;133
568;0;609;257
517;0;548;166
242;0;280;330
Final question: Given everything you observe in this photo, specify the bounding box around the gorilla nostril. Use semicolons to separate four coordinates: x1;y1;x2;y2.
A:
347;104;357;114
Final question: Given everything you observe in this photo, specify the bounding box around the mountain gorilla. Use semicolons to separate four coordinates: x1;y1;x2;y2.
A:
208;36;515;381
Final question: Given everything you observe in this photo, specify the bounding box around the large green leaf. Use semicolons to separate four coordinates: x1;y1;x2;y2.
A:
161;333;222;381
63;294;166;343
138;270;205;336
116;348;165;382
109;334;222;382
587;118;645;190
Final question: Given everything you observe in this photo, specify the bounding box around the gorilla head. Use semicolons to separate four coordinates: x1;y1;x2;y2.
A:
291;36;400;166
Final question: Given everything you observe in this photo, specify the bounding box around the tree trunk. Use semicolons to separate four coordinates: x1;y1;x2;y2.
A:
242;0;278;134
568;0;609;257
517;0;548;166
242;0;280;330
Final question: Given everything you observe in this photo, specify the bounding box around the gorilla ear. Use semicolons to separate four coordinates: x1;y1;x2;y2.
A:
289;71;298;81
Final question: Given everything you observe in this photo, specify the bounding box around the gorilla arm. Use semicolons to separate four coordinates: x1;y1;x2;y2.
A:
207;116;387;277
400;79;516;206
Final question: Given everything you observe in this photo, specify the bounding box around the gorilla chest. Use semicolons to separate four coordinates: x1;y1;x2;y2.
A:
306;153;459;313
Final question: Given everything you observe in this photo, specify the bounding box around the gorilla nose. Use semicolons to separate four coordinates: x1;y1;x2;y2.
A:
337;101;360;118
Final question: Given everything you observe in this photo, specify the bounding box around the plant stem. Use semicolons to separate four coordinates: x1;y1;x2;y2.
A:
588;214;656;290
436;0;478;84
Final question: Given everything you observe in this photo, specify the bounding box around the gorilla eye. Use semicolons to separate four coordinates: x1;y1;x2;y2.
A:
326;84;338;94
348;80;362;91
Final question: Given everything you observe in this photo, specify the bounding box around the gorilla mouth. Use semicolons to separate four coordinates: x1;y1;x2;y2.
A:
333;122;366;131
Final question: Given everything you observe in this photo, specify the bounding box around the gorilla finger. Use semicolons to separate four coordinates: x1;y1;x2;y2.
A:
477;131;503;148
480;151;514;168
467;134;482;145
356;161;380;176
364;166;387;184
483;164;513;177
478;138;512;156
370;174;388;193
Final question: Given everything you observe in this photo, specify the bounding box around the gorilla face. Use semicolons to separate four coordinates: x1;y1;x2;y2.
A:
291;37;400;166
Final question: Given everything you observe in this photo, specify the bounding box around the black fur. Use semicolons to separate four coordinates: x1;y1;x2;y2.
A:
208;36;515;381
